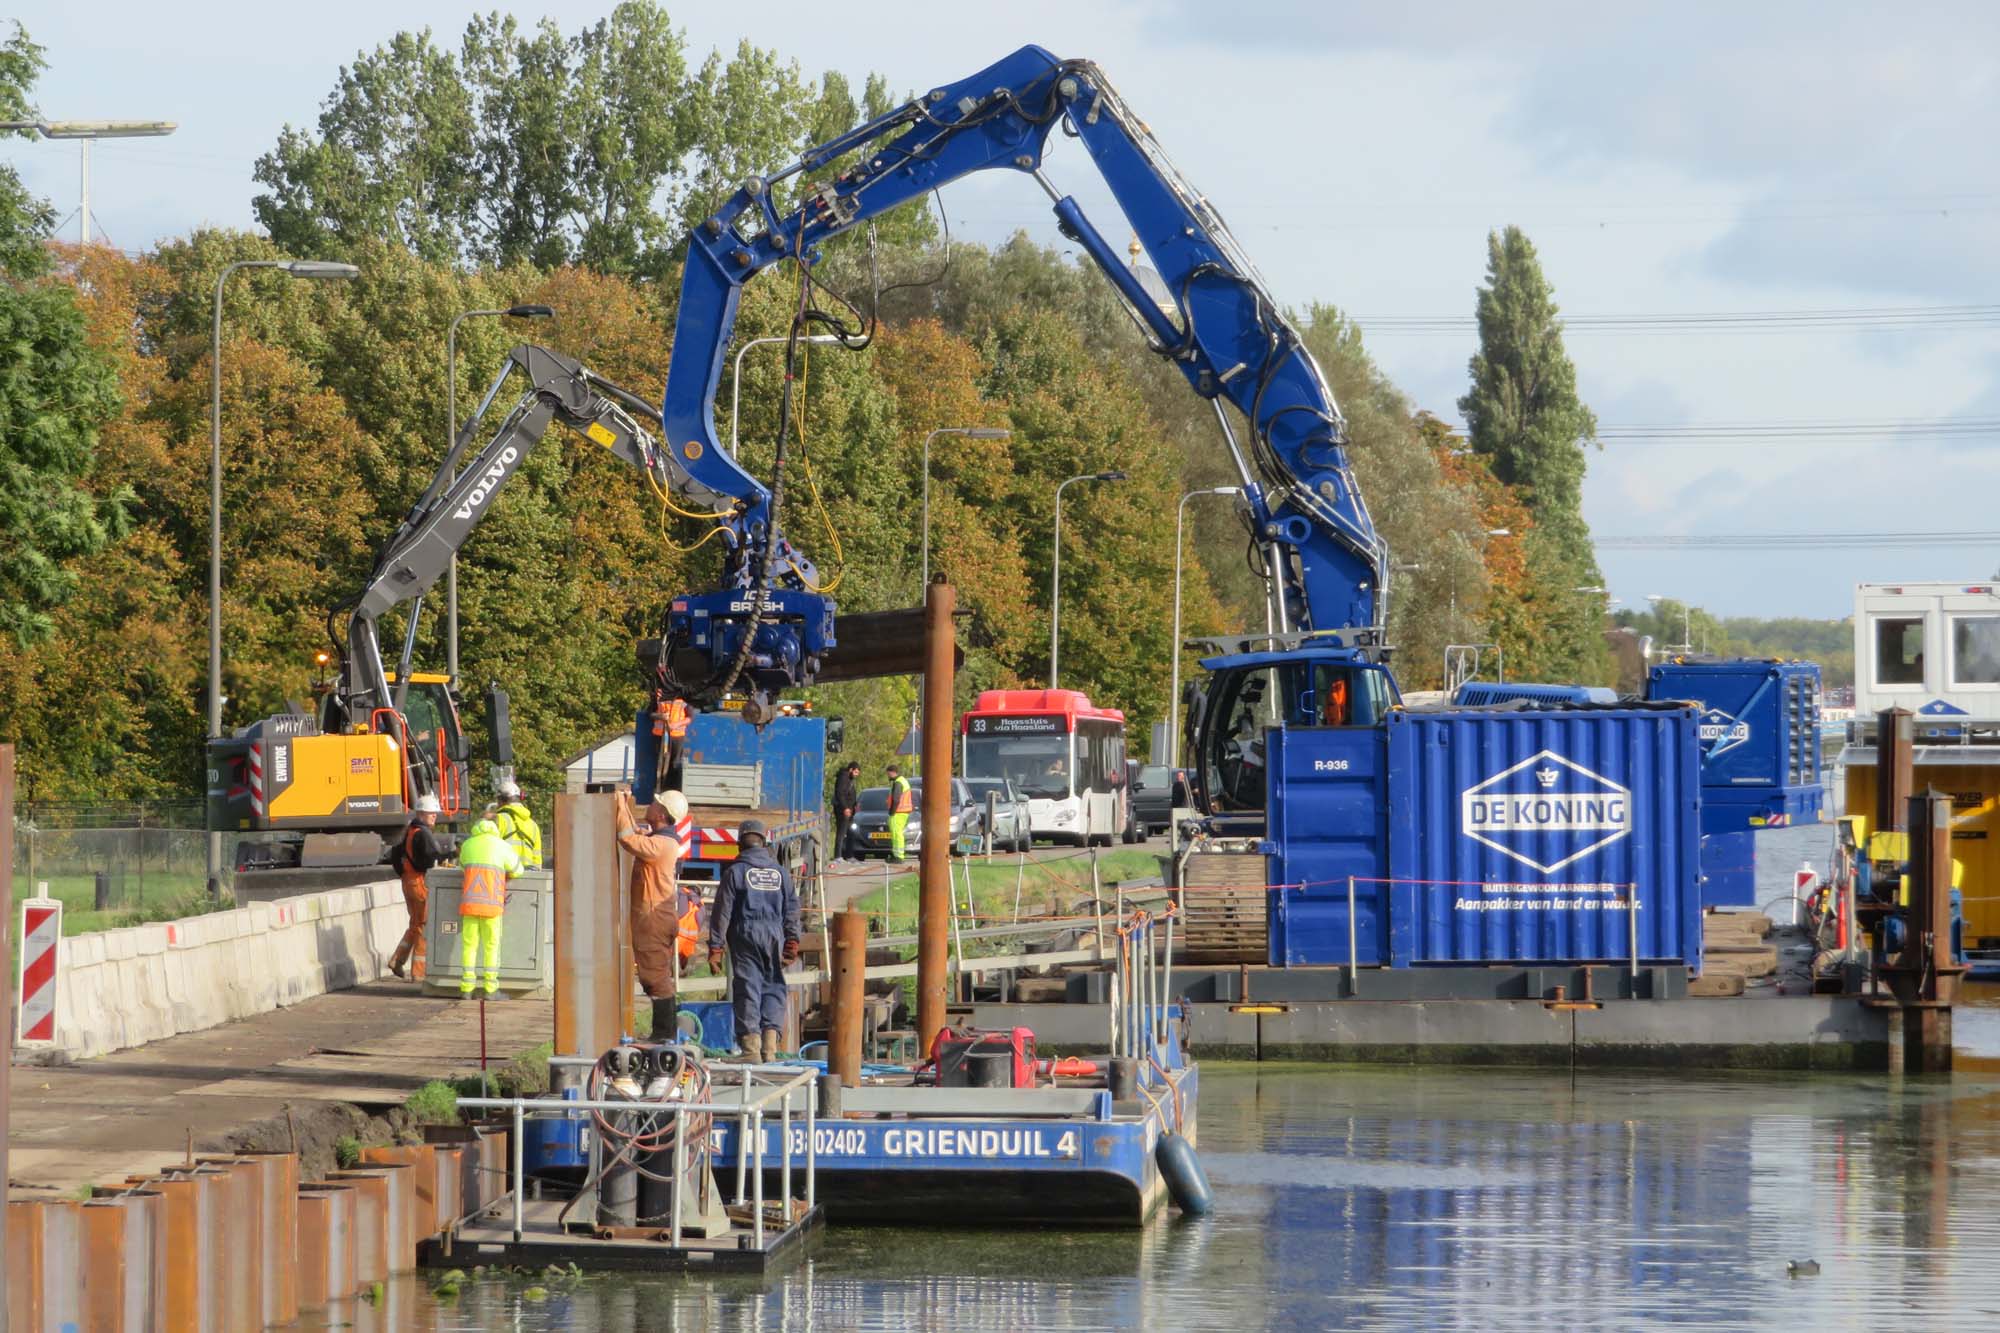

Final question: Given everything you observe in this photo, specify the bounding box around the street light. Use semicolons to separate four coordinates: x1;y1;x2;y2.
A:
445;304;555;681
730;334;842;454
0;118;176;246
208;258;359;896
1050;471;1127;689
1169;486;1241;851
922;426;1011;587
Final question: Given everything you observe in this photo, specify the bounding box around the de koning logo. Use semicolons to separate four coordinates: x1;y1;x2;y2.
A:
1459;749;1634;873
1696;707;1750;758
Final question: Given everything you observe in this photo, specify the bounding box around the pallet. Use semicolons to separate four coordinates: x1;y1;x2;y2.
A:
1176;853;1268;964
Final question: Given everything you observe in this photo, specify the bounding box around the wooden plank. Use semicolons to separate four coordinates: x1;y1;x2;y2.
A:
1688;973;1747;997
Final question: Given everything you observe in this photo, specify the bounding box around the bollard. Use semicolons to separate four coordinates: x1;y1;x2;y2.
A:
829;908;867;1088
94;869;112;911
1875;707;1914;840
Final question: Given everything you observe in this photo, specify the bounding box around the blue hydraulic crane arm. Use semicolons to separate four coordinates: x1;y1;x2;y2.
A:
660;44;1386;636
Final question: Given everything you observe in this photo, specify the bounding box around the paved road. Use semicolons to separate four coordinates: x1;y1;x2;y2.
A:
7;982;551;1192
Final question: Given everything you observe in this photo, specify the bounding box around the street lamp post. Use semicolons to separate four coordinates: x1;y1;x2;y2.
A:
0;118;175;246
730;334;842;454
208;258;359;896
1050;471;1127;689
445;304;555;682
922;426;1011;588
1169;486;1241;851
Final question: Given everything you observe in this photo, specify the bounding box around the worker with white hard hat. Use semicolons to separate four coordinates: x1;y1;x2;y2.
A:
494;780;543;869
388;793;443;980
615;788;692;1039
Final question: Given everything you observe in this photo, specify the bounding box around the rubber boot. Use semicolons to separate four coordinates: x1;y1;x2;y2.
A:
388;939;411;979
651;996;679;1044
763;1028;783;1063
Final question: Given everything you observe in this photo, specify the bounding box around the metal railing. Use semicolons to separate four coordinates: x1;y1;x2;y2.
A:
1109;904;1178;1068
458;1059;818;1251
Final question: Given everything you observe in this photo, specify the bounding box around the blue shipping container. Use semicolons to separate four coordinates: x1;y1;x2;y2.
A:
1646;659;1823;907
1645;659;1822;804
631;710;825;815
1268;707;1703;968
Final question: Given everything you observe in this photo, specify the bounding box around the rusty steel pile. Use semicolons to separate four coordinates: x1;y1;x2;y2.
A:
7;1128;508;1328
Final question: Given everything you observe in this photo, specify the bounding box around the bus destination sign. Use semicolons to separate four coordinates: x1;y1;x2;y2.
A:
967;714;1065;736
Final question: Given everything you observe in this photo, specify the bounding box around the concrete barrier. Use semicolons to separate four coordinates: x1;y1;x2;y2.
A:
47;878;405;1061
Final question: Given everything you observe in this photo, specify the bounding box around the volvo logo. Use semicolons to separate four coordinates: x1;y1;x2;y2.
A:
452;446;520;520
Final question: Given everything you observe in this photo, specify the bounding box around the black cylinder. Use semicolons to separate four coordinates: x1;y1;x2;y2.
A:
94;870;112;911
967;1050;1012;1088
817;1072;843;1120
637;1128;673;1227
1108;1057;1139;1101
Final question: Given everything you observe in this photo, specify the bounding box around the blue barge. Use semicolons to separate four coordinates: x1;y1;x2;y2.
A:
708;1060;1199;1224
707;910;1198;1226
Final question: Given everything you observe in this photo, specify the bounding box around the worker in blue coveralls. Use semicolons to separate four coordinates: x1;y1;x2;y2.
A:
706;818;801;1062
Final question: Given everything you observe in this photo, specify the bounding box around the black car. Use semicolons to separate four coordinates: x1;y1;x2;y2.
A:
840;779;983;859
1129;764;1175;835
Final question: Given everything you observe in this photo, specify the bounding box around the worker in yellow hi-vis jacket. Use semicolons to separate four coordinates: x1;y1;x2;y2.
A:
456;815;523;999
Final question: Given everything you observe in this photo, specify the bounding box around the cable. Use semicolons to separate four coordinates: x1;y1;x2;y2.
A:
787;345;846;595
1597;531;2000;550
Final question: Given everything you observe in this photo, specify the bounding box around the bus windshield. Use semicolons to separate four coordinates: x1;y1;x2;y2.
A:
964;734;1071;800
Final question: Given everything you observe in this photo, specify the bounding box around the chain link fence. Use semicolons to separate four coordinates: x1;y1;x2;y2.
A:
10;801;230;928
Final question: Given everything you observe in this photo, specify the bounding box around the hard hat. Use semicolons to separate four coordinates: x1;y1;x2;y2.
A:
414;794;442;814
652;790;689;822
737;817;768;844
499;781;522;801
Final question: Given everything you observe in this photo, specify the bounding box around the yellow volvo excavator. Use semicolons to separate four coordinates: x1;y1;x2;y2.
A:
206;345;697;877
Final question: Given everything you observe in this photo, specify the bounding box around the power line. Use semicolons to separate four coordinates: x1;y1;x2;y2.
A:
1353;304;2000;337
1431;415;2000;449
1598;532;2000;550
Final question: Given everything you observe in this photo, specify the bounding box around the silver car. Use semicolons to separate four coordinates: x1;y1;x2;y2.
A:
963;777;1032;853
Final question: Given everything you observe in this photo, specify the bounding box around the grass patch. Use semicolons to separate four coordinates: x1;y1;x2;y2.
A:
334;1136;362;1170
848;848;1161;930
404;1081;460;1125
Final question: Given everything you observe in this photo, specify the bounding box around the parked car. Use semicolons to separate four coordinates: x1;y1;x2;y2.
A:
963;777;1032;853
841;779;984;859
1129;764;1175;836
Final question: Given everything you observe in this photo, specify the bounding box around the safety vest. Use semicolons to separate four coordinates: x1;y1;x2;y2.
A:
496;802;543;868
890;777;913;814
458;825;520;918
654;697;690;740
671;811;699;959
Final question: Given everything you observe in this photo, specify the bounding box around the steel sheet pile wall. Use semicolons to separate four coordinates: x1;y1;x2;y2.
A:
5;1134;490;1329
1386;708;1703;967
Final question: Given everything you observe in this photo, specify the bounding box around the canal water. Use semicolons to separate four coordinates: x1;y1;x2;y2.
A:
307;819;2000;1330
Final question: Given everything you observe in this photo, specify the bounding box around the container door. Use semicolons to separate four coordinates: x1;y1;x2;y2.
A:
1265;725;1388;966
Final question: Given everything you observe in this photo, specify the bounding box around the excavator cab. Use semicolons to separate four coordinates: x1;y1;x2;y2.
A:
384;672;471;818
1185;647;1399;828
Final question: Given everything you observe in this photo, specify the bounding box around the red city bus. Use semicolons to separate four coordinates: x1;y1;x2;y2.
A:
960;689;1130;845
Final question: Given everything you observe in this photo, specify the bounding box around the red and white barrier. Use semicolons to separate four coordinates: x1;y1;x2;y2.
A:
17;895;62;1046
1795;861;1817;930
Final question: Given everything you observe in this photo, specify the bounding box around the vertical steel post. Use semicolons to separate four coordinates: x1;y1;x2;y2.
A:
1629;881;1640;978
1876;707;1915;839
780;1089;793;1211
829;909;866;1089
734;1072;749;1204
916;579;956;1053
511;1100;524;1241
1161;911;1175;1047
752;1109;766;1248
804;1073;817;1210
669;1105;685;1250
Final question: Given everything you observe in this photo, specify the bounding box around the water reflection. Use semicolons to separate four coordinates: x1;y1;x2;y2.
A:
307;1060;2000;1331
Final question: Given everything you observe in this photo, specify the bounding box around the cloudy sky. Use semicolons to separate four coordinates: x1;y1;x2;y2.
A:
12;0;1999;620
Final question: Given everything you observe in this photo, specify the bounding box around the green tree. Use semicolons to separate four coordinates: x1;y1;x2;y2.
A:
1458;226;1607;683
0;24;127;648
